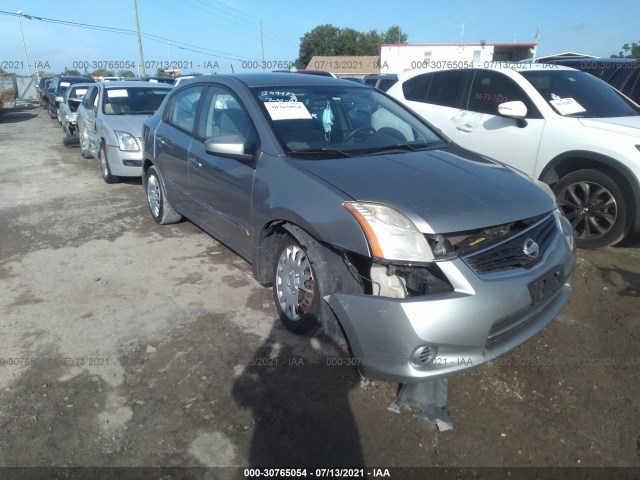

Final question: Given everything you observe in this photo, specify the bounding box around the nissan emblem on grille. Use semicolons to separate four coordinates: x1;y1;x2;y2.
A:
523;238;540;259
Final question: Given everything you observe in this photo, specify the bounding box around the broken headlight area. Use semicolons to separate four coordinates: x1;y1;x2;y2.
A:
424;213;550;260
368;262;453;299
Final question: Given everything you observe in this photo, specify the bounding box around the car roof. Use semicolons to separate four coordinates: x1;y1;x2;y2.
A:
395;63;579;83
543;57;639;65
184;72;367;89
99;80;173;88
58;76;95;82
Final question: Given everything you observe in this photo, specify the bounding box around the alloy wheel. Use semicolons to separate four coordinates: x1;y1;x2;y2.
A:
147;174;161;218
556;180;617;241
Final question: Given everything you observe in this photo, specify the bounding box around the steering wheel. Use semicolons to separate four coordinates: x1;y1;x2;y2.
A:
343;126;376;143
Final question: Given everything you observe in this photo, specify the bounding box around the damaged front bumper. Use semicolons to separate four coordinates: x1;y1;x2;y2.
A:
326;215;576;383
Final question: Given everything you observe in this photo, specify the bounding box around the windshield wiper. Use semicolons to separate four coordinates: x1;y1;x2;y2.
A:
288;147;355;158
359;142;445;156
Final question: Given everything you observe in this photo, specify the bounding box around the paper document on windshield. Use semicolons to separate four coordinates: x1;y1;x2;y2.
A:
264;101;312;120
549;97;586;116
107;89;128;98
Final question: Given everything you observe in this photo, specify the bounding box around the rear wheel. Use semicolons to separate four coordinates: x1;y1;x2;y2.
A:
145;166;182;224
553;169;628;249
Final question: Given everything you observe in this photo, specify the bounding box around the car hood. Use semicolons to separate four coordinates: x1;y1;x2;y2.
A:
294;147;555;234
579;116;640;139
100;114;150;137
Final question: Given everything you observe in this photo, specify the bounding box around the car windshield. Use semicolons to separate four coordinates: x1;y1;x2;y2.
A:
68;86;88;100
521;70;639;118
102;87;171;115
251;85;445;157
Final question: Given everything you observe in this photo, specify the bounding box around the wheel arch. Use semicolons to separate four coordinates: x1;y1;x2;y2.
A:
252;219;365;287
252;220;311;286
539;151;639;231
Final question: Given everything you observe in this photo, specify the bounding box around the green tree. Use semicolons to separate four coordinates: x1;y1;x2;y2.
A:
611;41;640;58
0;68;6;77
295;24;408;68
155;68;171;78
62;69;82;76
91;69;116;77
382;25;408;44
118;70;136;77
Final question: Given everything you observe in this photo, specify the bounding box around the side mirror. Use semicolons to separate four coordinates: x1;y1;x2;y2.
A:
55;96;64;103
498;100;527;118
205;134;253;162
498;100;528;128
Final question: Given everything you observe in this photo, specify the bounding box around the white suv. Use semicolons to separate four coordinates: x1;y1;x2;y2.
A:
388;64;640;248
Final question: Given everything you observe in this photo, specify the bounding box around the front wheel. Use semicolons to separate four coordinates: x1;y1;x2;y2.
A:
273;237;320;334
98;144;119;184
48;104;57;119
272;231;363;346
553;169;628;249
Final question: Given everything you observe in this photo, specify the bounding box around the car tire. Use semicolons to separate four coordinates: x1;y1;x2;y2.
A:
79;129;92;159
272;232;363;347
145;166;182;224
98;144;119;184
48;104;57;119
553;169;628;249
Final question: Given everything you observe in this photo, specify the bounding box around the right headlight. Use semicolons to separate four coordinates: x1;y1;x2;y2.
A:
115;131;141;152
344;202;434;263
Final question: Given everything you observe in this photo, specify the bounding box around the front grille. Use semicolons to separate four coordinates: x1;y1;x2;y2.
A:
462;214;557;275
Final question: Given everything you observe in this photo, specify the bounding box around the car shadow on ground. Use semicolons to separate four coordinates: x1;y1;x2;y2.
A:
232;324;364;468
0;112;37;124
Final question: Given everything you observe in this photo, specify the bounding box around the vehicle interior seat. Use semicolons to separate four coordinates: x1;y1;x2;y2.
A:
104;101;132;114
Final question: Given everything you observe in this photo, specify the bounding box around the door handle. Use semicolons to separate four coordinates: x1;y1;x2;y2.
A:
456;124;474;133
190;157;202;168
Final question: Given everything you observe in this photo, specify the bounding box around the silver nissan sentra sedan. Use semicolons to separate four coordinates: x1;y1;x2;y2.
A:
142;73;575;383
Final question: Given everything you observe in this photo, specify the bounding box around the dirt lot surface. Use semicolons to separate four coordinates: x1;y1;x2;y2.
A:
1;109;639;477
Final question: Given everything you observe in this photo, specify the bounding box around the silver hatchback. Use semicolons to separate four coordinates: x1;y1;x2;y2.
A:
142;74;575;383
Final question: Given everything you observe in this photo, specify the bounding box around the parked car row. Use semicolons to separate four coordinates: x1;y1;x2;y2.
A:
40;74;173;183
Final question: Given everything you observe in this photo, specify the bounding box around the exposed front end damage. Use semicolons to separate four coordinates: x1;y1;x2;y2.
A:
326;211;576;383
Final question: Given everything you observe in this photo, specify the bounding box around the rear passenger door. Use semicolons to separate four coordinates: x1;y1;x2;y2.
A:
399;70;467;137
155;85;204;214
187;85;257;257
452;70;545;176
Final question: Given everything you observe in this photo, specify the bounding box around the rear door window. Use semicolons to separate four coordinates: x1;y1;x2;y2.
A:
425;70;466;108
166;86;204;134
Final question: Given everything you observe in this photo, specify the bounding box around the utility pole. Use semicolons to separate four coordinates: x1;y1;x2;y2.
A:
17;11;32;76
133;0;146;76
260;21;265;72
